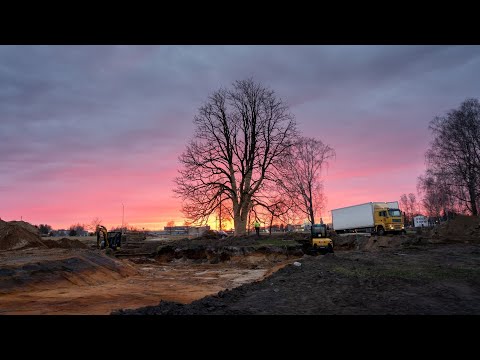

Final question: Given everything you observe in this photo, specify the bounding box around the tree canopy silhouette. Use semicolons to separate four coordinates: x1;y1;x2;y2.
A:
174;78;297;235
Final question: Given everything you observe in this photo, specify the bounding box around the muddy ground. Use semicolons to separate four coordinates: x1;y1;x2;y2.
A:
0;246;293;315
1;215;480;315
116;242;480;315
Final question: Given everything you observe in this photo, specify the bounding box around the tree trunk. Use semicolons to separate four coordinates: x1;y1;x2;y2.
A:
234;215;247;236
469;186;478;216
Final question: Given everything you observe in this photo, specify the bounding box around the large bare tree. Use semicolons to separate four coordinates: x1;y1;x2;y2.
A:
277;136;335;234
174;78;297;235
424;98;480;216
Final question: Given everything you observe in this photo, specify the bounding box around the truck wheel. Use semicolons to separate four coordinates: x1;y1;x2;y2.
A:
377;227;385;236
327;244;334;253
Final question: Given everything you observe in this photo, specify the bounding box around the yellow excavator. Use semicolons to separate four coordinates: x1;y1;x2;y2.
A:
298;224;334;255
310;224;334;254
96;225;122;250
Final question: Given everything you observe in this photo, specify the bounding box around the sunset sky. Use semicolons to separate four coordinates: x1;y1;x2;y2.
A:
1;45;479;230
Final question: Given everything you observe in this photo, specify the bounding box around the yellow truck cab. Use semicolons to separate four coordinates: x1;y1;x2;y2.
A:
373;205;405;235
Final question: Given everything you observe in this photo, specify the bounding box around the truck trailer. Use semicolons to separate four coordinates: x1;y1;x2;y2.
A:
331;201;405;235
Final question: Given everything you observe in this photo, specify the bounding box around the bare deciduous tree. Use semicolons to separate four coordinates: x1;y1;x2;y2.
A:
408;193;418;216
277;136;335;235
174;78;297;235
68;223;85;236
399;193;418;225
423;98;480;216
88;217;103;232
417;171;457;220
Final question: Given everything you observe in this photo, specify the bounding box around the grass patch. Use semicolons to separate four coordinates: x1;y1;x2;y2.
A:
253;237;301;247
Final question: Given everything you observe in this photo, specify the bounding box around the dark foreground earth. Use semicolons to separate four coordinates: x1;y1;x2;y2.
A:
115;243;480;315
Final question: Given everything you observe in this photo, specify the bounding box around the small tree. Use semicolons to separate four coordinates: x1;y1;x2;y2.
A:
88;217;103;232
38;224;52;235
400;193;418;225
68;223;85;237
277;136;335;237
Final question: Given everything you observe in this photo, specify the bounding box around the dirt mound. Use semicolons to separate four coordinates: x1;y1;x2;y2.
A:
190;232;309;246
427;215;480;243
155;243;303;264
40;238;88;249
332;234;422;251
8;221;40;235
0;249;138;295
0;221;45;251
57;238;88;249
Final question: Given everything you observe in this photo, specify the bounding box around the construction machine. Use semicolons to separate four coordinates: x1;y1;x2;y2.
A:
96;225;122;250
298;224;334;255
311;224;334;254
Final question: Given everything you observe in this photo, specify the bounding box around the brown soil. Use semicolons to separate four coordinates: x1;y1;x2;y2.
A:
2;216;479;315
0;220;45;251
0;248;290;315
0;220;90;252
116;242;480;315
426;214;480;243
162;231;310;248
115;216;480;315
39;238;88;249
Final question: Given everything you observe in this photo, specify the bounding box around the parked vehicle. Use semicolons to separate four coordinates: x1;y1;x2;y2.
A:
332;201;405;235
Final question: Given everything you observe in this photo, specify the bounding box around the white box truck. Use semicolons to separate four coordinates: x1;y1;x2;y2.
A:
331;201;405;235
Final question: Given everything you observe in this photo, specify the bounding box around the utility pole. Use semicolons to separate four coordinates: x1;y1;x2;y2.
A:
122;203;124;234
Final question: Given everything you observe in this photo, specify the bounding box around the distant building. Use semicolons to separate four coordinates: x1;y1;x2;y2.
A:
164;225;210;236
287;224;303;232
53;229;69;237
414;216;430;228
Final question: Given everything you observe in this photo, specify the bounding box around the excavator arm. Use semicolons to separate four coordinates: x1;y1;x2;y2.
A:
96;225;109;249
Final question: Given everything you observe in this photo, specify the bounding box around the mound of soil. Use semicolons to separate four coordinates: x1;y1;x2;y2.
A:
187;232;309;247
427;215;480;243
0;249;138;295
40;238;88;249
8;221;40;235
57;238;88;249
332;234;424;251
155;243;303;264
0;221;45;251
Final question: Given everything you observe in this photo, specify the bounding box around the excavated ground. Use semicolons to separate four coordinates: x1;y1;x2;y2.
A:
116;243;480;315
116;216;480;315
1;216;479;315
0;246;295;315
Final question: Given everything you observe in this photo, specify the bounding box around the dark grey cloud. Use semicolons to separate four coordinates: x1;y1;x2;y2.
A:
1;45;479;194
